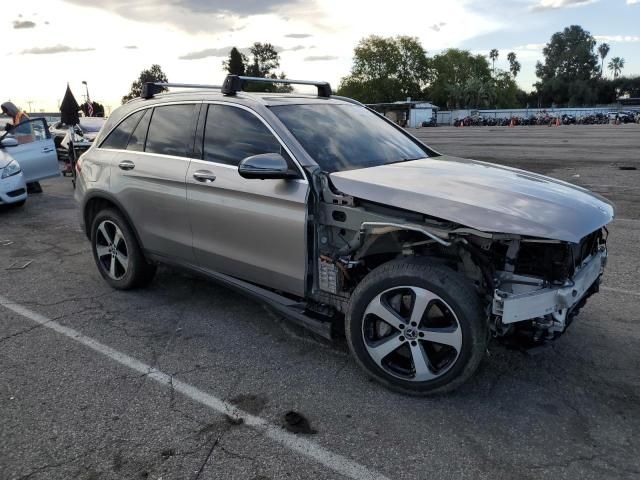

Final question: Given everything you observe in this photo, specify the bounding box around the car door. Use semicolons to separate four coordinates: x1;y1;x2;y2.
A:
186;103;309;297
7;118;59;183
101;103;197;262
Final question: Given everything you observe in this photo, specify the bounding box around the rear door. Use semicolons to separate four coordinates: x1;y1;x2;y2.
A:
105;103;198;262
8;118;59;182
186;103;309;296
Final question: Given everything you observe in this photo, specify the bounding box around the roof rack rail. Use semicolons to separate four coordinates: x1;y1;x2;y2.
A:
141;82;222;99
221;75;332;98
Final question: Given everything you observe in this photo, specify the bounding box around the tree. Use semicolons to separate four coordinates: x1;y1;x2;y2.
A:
245;42;280;78
608;57;625;79
493;71;521;108
597;43;610;77
80;101;105;117
536;26;598;81
489;49;499;74
223;47;247;76
221;44;291;93
337;35;430;103
427;49;492;109
122;64;168;103
464;77;495;108
507;52;521;78
535;25;599;106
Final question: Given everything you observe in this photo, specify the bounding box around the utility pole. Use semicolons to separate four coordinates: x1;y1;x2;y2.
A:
82;81;91;104
27;101;34;113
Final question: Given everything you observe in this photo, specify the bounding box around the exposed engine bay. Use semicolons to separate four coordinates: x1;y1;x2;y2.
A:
309;174;607;347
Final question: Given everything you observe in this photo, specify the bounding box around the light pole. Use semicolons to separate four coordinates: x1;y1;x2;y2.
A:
82;81;91;104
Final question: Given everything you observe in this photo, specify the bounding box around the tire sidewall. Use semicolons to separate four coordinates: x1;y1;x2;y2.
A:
346;260;486;395
90;209;143;289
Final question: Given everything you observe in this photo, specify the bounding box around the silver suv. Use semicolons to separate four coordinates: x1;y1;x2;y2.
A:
75;75;614;395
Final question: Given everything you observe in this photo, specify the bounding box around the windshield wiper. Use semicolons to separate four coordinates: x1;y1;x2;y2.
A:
385;157;425;165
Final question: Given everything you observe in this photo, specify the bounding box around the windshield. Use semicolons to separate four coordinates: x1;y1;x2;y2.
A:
270;104;430;173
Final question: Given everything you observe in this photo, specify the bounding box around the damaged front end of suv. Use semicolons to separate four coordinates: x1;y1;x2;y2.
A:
304;153;613;377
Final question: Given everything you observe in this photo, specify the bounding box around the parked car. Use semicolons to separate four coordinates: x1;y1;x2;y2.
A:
1;118;59;185
77;117;106;142
0;137;28;207
75;75;614;395
50;121;82;148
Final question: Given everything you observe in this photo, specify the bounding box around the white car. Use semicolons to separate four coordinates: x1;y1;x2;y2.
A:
0;137;27;207
1;117;59;184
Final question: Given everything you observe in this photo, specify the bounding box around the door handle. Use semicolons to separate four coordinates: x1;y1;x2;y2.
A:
193;170;216;183
42;147;54;153
119;160;135;171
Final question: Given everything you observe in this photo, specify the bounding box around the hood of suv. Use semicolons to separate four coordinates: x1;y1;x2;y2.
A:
329;156;614;243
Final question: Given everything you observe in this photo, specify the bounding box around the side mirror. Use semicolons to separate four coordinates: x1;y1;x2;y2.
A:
238;153;298;180
0;137;18;148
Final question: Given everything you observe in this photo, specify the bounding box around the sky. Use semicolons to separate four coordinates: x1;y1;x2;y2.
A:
3;0;639;113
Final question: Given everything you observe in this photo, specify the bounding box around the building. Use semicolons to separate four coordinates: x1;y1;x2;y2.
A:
367;100;438;128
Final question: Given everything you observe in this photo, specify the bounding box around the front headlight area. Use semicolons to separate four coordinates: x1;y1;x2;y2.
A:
1;159;22;179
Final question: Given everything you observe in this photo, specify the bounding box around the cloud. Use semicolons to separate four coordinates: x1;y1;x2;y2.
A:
595;35;640;42
170;0;297;16
627;0;639;4
124;45;138;49
179;44;309;59
64;0;300;31
20;45;95;55
285;33;312;38
304;55;338;61
13;20;36;29
530;0;597;11
514;43;546;50
282;45;307;51
179;46;250;60
429;22;446;32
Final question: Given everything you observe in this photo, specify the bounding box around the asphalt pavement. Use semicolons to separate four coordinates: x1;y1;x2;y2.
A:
1;125;638;479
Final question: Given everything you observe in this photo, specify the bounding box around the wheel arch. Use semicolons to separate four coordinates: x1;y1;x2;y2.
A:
82;191;145;251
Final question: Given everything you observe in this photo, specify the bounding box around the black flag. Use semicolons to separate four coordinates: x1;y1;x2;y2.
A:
60;84;80;125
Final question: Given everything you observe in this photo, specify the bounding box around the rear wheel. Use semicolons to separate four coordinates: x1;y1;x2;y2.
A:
90;209;156;289
346;258;487;395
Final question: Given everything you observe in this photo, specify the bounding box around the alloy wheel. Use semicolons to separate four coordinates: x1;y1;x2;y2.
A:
95;220;129;280
362;286;462;382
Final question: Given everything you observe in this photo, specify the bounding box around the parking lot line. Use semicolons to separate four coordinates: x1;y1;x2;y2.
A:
0;295;390;480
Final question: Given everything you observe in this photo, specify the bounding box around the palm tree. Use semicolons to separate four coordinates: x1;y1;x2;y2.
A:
608;57;625;79
507;52;521;78
446;83;464;109
489;49;499;74
597;43;610;77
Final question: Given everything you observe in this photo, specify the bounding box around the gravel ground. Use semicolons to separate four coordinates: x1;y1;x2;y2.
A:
0;124;638;480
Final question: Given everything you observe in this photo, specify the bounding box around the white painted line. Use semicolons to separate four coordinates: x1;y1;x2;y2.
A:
600;286;640;297
0;295;389;480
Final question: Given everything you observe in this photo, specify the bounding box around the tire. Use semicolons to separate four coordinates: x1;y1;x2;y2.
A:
90;208;156;289
10;199;26;208
346;258;487;395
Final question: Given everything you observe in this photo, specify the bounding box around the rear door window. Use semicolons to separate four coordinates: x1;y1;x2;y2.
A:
202;104;282;166
145;104;196;158
126;109;151;152
100;110;145;150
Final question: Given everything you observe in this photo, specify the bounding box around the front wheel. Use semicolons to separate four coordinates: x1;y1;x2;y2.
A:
346;259;487;395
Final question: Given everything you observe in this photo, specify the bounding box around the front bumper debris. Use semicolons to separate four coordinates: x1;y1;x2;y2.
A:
492;248;607;324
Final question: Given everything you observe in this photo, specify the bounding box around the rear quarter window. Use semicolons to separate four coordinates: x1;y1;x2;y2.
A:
100;110;145;150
